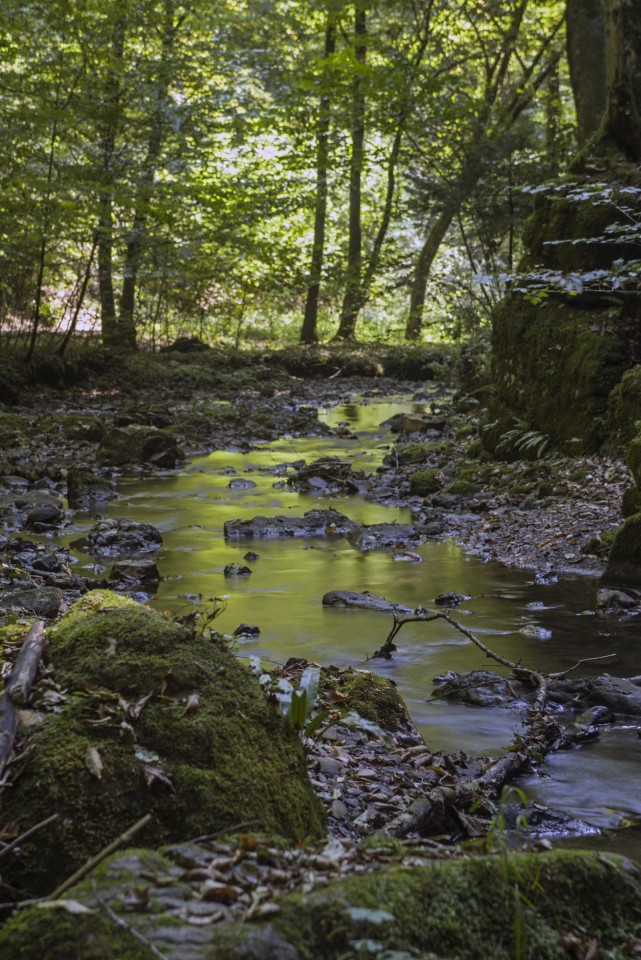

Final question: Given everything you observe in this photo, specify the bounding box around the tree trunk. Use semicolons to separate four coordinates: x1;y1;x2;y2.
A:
566;0;607;147
603;0;641;160
405;207;456;341
301;15;336;344
98;8;126;348
118;0;175;351
333;0;366;341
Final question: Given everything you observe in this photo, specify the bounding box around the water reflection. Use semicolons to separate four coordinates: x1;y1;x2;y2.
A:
61;396;641;854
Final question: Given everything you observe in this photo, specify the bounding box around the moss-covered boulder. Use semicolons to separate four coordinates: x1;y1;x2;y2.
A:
391;442;447;466
409;468;442;496
326;669;411;732
609;364;641;444
96;425;182;468
622;486;641;518
1;847;640;959
0;592;324;895
604;513;641;581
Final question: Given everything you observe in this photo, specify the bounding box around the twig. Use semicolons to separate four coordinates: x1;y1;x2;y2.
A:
47;813;153;900
92;881;170;960
551;653;617;678
0;814;59;862
188;819;262;843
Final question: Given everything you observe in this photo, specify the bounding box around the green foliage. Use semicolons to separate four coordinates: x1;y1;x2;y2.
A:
495;418;554;459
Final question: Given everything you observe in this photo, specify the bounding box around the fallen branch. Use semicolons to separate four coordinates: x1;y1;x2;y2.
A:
47;813;153;900
0;814;59;863
0;621;47;776
7;621;47;706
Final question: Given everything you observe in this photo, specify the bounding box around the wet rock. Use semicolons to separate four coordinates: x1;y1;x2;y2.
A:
409;468;442;495
224;509;358;540
244;551;260;562
582;675;641;716
347;523;424;552
97;425;182;468
399;413;447;435
322;591;413;614
109;559;161;586
0;586;63;618
287;457;366;495
224;563;252;577
432;670;520;708
233;623;260;637
23;504;64;529
44;573;108;593
228;478;257;489
434;593;471;607
66;468;117;506
560;705;614;746
72;518;163;558
596;587;640;612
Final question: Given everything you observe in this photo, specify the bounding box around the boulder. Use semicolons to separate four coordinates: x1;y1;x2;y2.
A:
604;513;641;581
0;592;324;896
72;518;163;558
96;425;182;468
109;559;161;585
0;586;63;618
347;523;424;552
322;590;413;614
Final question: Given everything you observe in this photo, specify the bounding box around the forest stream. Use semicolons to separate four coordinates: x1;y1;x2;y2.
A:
56;395;641;862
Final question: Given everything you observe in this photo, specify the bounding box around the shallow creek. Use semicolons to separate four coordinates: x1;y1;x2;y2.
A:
65;398;641;855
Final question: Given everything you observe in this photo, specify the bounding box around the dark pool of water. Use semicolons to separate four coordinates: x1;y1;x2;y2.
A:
60;395;641;855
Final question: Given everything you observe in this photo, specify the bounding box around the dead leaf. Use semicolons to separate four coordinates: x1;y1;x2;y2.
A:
184;692;200;715
84;747;103;780
38;900;97;915
200;879;242;904
122;886;150;911
143;763;174;790
130;691;153;719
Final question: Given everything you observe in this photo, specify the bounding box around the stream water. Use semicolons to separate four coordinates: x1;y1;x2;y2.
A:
63;396;641;857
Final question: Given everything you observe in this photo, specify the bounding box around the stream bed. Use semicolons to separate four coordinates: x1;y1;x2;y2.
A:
63;397;641;855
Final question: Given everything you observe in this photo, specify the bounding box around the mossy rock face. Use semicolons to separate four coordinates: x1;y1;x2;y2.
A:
627;436;641;486
622;486;641;518
604;513;641;582
1;848;641;959
409;468;442;496
609;365;641;444
489;297;627;454
0;592;324;895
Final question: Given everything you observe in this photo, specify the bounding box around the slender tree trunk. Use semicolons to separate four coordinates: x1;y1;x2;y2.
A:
333;0;366;341
405;207;456;341
118;0;177;351
98;9;126;348
566;0;606;147
301;15;336;344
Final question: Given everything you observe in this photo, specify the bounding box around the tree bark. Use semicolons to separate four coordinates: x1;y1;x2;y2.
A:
566;0;607;147
98;8;126;348
405;207;456;341
603;0;641;161
333;0;366;341
118;0;176;351
301;15;337;344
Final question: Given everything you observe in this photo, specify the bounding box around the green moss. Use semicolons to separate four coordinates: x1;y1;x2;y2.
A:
1;593;324;895
605;514;641;581
627;437;641;486
444;479;480;496
2;849;640;960
337;670;410;730
393;442;447;466
609;365;641;444
0;412;30;445
489;297;627;454
622;486;641;518
409;468;442;496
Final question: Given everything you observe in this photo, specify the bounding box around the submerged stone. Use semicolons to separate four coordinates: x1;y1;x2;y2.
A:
224;508;358;540
322;590;413;614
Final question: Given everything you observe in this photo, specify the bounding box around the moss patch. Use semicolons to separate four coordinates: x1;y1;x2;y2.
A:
409;468;442;495
604;513;641;581
334;669;411;731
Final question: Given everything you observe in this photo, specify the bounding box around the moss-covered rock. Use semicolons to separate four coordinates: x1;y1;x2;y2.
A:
609;364;641;444
0;592;324;895
409;468;442;496
1;848;640;959
604;513;641;581
96;425;182;468
333;669;411;731
392;442;446;466
627;436;641;486
622;486;641;518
